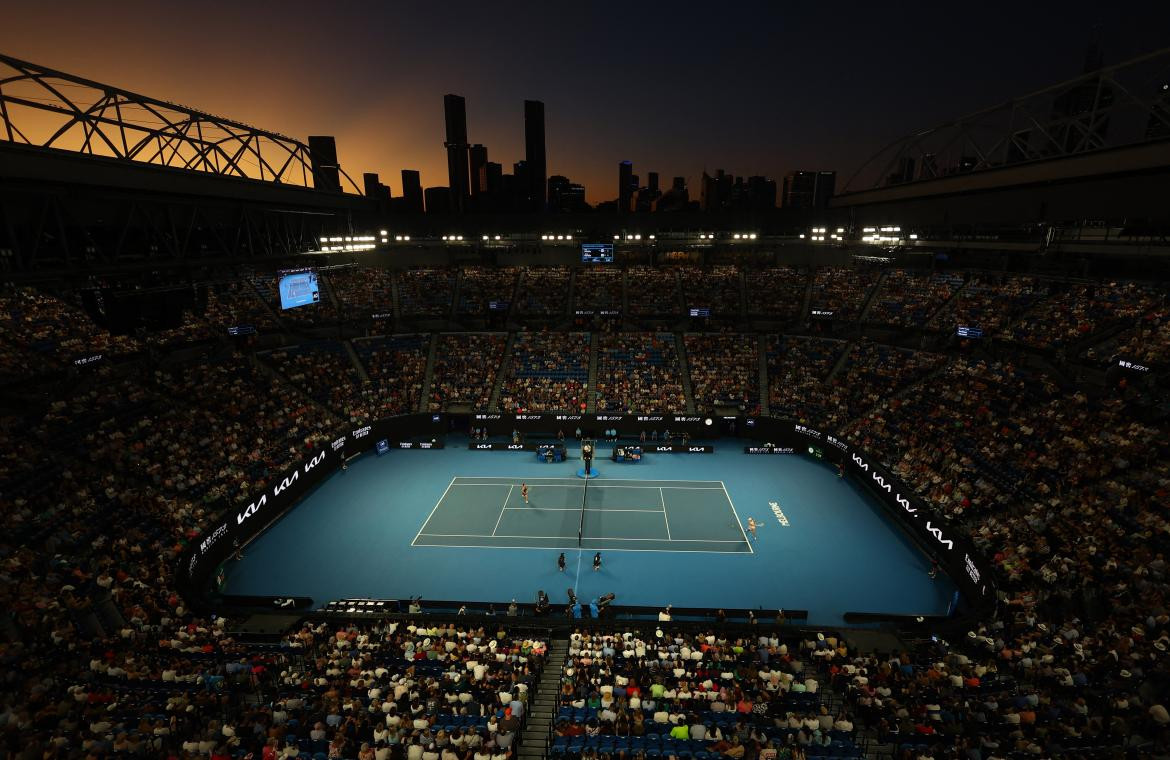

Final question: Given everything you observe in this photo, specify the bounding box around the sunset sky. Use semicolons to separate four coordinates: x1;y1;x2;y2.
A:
2;0;1167;202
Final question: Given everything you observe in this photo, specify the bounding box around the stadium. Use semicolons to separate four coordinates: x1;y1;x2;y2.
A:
2;11;1170;760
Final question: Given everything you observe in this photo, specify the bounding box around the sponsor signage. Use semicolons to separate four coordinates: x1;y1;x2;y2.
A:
370;312;393;320
73;353;104;366
1118;358;1151;372
845;446;990;602
650;444;714;453
396;441;443;449
810;309;835;318
744;446;796;454
794;423;822;440
469;442;537;451
227;325;256;336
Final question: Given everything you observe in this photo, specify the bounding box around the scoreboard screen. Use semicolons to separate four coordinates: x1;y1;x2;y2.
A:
278;271;320;310
581;243;614;263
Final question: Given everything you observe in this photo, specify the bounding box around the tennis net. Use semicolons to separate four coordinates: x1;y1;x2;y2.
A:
577;473;588;546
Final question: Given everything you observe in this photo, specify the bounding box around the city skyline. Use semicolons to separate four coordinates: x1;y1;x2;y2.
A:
1;1;1168;203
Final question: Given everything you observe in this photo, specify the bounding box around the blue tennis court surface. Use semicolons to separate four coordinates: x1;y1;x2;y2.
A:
413;477;752;552
223;437;959;625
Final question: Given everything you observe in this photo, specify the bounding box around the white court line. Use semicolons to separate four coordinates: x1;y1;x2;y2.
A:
660;487;672;540
454;482;722;490
410;476;457;546
412;541;752;555
452;477;723;486
503;507;667;512
416;532;746;542
490;485;514;536
721;480;754;555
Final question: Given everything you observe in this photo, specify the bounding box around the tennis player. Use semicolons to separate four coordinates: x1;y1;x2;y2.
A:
521;483;529;504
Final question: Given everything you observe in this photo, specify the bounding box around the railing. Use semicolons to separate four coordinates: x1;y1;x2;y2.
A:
0;52;359;192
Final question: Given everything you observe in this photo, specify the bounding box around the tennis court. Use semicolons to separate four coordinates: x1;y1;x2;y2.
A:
412;476;753;553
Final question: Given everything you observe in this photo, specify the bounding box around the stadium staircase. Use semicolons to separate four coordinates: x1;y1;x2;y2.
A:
922;274;969;326
517;634;569;760
585;332;600;413
417;334;439;413
564;269;577;324
620;269;631;320
799;267;815;318
390;272;402;324
757;334;771;416
672;269;686;314
825;341;856;384
342;340;370;383
737;269;748;321
448;269;463;326
674;332;698;414
321;274;342;312
857;270;888;323
507;269;526;324
488;332;517;410
252;353;341;425
247;278;285;330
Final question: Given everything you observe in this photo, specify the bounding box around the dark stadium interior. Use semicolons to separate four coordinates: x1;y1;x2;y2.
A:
2;11;1170;760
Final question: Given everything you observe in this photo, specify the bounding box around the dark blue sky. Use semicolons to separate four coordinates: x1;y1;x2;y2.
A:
2;0;1167;200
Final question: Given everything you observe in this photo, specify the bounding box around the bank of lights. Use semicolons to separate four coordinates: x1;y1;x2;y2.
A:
440;235;465;241
540;234;573;241
861;225;904;244
319;235;377;252
393;235;411;242
732;233;759;240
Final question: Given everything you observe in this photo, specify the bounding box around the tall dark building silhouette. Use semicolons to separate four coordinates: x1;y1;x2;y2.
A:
485;162;503;196
781;171;836;209
424;186;451;215
401;170;424;214
308;135;341;192
524;100;546;212
443;94;470;213
618;161;633;213
469;144;488;197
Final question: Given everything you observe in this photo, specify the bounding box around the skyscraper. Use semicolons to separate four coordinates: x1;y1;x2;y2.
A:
401;170;424;214
781;171;836;209
469;144;488;197
618;161;633;213
443;94;470;213
524;100;546;212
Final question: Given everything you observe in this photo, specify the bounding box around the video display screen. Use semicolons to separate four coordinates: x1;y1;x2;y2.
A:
581;243;614;263
278;271;320;310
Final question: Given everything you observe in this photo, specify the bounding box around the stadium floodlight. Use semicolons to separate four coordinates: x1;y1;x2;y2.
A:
441;235;448;241
395;235;403;241
649;234;655;239
613;235;619;240
456;235;463;241
749;233;758;239
909;234;918;239
404;236;411;241
541;235;547;240
734;233;741;239
836;228;844;233
494;235;501;240
482;235;489;240
799;234;805;239
380;230;388;235
634;234;641;240
565;235;572;240
557;235;564;240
